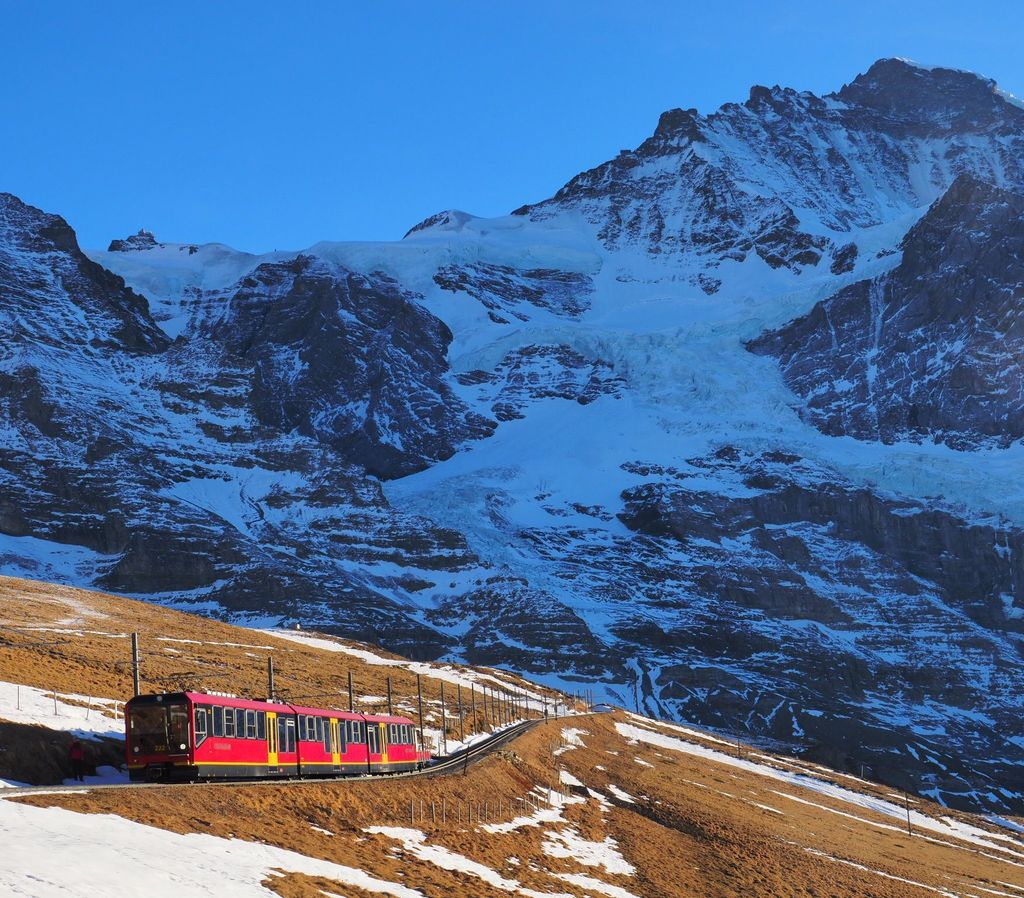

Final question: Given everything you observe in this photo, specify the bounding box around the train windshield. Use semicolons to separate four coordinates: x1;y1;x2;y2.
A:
128;702;189;754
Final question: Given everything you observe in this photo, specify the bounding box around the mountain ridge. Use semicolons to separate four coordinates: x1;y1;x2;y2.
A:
2;58;1024;813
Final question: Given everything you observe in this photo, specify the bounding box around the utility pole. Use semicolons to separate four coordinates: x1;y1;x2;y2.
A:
457;685;465;744
387;676;393;717
470;683;477;735
267;656;275;700
440;682;448;755
348;671;354;712
417;674;425;752
131;632;141;696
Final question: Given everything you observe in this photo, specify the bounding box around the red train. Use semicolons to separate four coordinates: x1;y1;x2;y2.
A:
125;691;429;782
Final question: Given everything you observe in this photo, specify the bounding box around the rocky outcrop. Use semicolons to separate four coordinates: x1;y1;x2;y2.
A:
613;449;1024;808
434;263;593;322
0;193;170;355
749;175;1024;448
456;344;623;421
107;229;160;252
202;255;496;478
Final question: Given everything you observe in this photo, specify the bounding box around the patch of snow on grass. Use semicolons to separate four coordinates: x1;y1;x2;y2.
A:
365;827;573;897
553;872;642;898
541;828;636;876
553;727;588;756
0;680;124;740
606;784;635;804
559;769;584;787
0;799;424;897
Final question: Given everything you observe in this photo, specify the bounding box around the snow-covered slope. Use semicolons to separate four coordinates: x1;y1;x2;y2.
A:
3;58;1024;813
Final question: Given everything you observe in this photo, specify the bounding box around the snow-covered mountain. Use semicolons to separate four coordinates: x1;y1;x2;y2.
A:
3;58;1024;813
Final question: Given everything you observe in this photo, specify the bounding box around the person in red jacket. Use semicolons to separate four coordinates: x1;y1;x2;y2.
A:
68;739;86;782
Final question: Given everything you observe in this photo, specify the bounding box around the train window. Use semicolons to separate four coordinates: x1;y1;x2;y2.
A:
212;705;224;738
285;718;296;753
256;711;266;740
195;706;208;746
277;716;287;753
339;721;347;753
300;715;309;741
315;716;324;743
246;710;257;740
223;707;235;737
236;709;247;738
323;719;331;753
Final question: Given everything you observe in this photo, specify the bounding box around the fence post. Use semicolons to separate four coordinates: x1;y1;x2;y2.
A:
441;683;449;755
417;674;425;752
131;632;141;697
458;685;465;744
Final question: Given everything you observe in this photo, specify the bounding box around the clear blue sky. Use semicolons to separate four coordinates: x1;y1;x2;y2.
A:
1;2;1021;252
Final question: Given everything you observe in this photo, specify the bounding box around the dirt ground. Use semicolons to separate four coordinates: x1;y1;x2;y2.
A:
3;575;1023;897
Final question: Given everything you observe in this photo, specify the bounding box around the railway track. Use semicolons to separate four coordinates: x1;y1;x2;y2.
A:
1;714;576;797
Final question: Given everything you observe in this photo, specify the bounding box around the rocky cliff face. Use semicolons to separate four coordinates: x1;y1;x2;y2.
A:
4;59;1024;813
748;174;1024;448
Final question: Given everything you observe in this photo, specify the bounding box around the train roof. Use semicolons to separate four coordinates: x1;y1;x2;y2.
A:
127;692;414;724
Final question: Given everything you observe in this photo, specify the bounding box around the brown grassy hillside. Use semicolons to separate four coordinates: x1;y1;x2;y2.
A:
2;576;1023;898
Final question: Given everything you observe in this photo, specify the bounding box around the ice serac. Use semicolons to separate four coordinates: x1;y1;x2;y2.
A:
6;59;1024;814
749;175;1024;447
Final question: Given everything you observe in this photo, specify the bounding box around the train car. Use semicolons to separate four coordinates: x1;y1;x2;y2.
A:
125;691;424;782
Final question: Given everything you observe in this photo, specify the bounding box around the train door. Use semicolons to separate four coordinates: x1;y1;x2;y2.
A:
379;722;389;764
330;719;340;767
267;711;278;767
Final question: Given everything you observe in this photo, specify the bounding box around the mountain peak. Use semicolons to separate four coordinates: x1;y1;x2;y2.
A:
835;58;1022;130
107;229;160;252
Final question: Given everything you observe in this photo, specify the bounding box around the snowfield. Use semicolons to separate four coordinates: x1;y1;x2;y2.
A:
0;799;424;898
